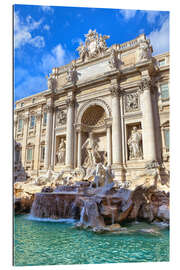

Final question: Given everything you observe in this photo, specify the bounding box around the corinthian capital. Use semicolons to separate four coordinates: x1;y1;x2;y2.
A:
110;85;121;97
66;98;74;107
138;77;152;92
44;104;53;113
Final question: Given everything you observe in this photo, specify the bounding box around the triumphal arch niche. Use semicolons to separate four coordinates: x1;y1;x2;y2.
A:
14;29;170;183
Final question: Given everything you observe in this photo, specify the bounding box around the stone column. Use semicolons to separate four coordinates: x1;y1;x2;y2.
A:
139;77;157;161
33;109;42;172
77;128;82;168
44;103;53;170
21;110;29;167
110;82;123;165
106;126;112;165
50;109;56;169
65;98;75;168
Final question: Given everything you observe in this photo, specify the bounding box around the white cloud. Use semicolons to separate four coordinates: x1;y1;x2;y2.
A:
41;6;54;13
71;38;84;45
14;12;45;49
146;11;161;24
41;44;66;74
44;24;50;31
15;73;47;100
148;18;169;55
119;9;137;20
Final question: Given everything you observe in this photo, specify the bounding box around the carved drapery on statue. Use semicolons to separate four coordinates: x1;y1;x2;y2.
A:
76;29;110;61
138;39;152;61
66;63;78;85
47;75;57;91
108;48;119;69
56;139;66;164
82;133;101;168
128;126;143;160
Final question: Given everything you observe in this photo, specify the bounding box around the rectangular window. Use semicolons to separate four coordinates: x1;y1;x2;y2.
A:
30;115;36;128
164;129;169;150
43;112;47;126
41;146;45;160
27;148;33;161
160;83;169;101
159;59;166;67
18;119;23;131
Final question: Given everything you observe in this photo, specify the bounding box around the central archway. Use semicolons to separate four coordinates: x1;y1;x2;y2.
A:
81;105;106;128
76;98;111;125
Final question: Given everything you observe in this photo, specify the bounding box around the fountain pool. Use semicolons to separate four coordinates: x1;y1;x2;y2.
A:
14;214;169;266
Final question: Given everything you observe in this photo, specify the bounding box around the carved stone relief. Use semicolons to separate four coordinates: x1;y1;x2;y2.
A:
76;29;110;61
125;92;139;112
56;109;67;126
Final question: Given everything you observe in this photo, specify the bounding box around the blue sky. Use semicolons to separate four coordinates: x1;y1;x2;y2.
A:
14;5;169;101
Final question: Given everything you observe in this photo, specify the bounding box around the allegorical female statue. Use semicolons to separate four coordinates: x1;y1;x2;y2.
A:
57;138;66;164
128;126;142;160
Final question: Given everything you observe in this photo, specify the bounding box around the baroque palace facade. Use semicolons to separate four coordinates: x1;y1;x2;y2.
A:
14;30;170;183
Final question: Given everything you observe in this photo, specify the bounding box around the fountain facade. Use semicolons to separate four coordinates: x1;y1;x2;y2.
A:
14;30;169;186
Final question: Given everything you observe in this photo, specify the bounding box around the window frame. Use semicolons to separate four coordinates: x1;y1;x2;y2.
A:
29;115;36;129
26;147;33;161
18;118;23;132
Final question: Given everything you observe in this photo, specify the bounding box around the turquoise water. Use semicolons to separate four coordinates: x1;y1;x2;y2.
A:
14;215;169;266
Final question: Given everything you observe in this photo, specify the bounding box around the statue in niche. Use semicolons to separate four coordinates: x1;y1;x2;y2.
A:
82;133;101;168
128;126;142;160
57;110;66;125
57;138;66;164
138;39;152;61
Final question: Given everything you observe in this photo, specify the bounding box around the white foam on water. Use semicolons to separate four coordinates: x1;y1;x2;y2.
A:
152;221;169;228
26;214;77;224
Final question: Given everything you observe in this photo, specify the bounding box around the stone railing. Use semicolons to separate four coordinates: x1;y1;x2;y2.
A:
118;38;138;51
